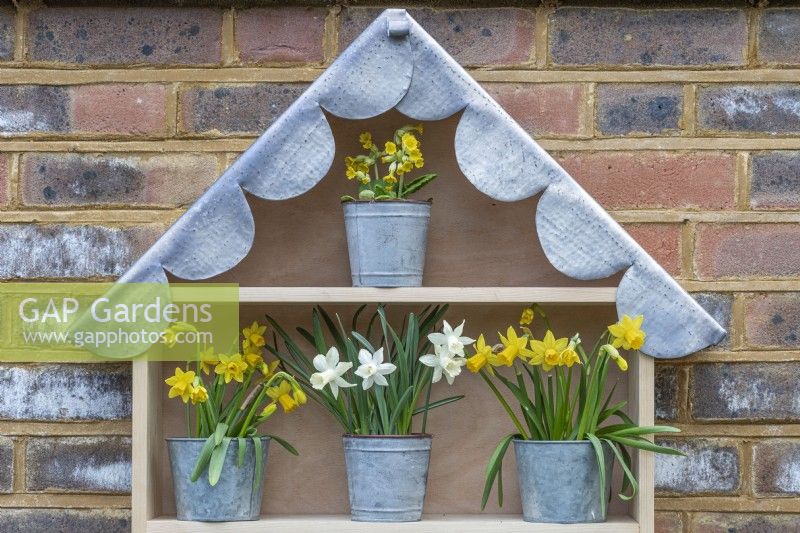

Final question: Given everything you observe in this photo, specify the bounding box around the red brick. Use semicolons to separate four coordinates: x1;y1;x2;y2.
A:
745;293;800;349
21;153;218;207
484;83;584;136
71;84;167;136
695;224;800;279
693;512;800;532
340;7;535;66
655;511;684;533
557;152;736;210
236;7;325;64
623;223;681;276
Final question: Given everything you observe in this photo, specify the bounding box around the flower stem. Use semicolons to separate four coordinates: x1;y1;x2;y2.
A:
480;370;530;440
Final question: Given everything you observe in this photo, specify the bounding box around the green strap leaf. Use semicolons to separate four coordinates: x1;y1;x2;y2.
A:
208;437;232;486
481;433;519;510
190;433;217;482
587;433;608;518
603;438;638;501
237;437;246;468
214;422;229;445
252;437;264;492
267;434;299;456
400;173;437;198
412;394;464;415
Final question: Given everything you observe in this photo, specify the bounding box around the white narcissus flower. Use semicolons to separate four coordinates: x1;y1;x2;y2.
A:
310;347;355;398
427;320;475;357
419;344;467;385
354;347;396;390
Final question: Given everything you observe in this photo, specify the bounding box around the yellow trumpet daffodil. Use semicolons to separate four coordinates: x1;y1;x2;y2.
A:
530;330;569;370
603;344;629;371
291;382;308;405
260;359;280;379
519;307;535;326
242;321;266;351
560;342;581;368
190;384;209;404
215;353;248;384
608;314;646;351
466;334;492;373
165;367;195;403
267;380;298;413
199;346;219;376
261;402;278;419
496;326;534;366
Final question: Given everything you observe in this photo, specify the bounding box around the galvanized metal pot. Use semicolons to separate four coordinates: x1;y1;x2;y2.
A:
343;434;432;522
514;439;613;524
167;437;270;521
343;200;431;287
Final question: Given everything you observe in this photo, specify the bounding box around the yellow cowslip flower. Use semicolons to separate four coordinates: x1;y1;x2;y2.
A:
165;367;195;403
242;321;266;351
400;161;413;173
384;141;397;155
261;402;278;418
519;307;535;326
199;347;219;376
260;359;280;378
560;343;581;368
359;132;373;149
383;173;398;185
415;124;424;133
414;158;424;169
466;334;492;373
266;381;298;413
530;330;569;370
401;132;419;151
603;344;628;371
359;176;370;185
346;166;357;180
608;315;646;351
215;353;248;384
408;148;422;161
356;162;370;173
190;384;209;404
495;327;534;366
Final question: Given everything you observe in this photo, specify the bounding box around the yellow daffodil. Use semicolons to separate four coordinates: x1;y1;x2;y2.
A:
190;384;208;404
165;367;195;403
260;359;280;378
384;141;397;155
199;347;219;376
215;353;248;384
401;132;419;151
267;380;298;413
519;307;535;326
608;315;646;351
530;330;569;370
242;321;266;351
495;327;534;366
603;344;628;371
560;341;581;368
359;132;373;149
261;402;278;418
244;349;263;369
467;334;492;373
291;382;308;405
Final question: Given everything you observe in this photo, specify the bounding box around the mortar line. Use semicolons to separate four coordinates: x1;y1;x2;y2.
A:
165;83;179;137
221;7;237;66
681;84;697;136
12;0;25;63
12;436;25;493
533;6;551;68
585;82;596;138
677;364;690;423
736;152;751;211
747;8;760;68
7;152;20;209
732;293;747;351
324;5;341;64
680;221;695;280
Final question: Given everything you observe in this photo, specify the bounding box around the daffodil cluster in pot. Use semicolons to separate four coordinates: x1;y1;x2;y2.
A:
341;125;437;287
467;306;683;524
265;305;472;522
163;321;304;522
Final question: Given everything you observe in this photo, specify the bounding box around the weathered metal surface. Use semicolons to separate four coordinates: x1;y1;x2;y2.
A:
115;8;725;358
343;434;432;522
514;440;613;523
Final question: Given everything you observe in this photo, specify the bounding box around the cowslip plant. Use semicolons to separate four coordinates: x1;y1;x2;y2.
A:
163;320;304;488
341;124;437;202
467;305;683;515
264;305;468;435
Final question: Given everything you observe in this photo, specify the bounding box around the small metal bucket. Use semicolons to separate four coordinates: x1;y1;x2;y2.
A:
343;434;432;522
514;440;613;523
343;200;431;287
167;437;270;521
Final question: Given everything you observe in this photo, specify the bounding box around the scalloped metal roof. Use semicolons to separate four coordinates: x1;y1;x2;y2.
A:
116;9;725;358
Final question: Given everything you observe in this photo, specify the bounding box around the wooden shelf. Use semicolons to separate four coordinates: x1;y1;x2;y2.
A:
238;286;617;304
147;515;639;532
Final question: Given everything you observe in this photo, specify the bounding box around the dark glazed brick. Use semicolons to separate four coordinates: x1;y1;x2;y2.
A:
0;437;12;492
0;9;14;60
751;151;800;208
753;440;800;496
0;224;160;279
26;436;131;492
180;84;308;134
340;7;535;66
0;509;130;533
759;9;800;65
691;363;800;421
0;364;131;420
745;294;800;348
596;84;682;135
0;86;69;135
549;8;747;66
655;438;740;494
692;293;732;349
693;513;800;533
28;7;222;65
655;364;679;421
698;85;800;134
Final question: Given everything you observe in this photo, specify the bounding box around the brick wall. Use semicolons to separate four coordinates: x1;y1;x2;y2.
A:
1;2;799;531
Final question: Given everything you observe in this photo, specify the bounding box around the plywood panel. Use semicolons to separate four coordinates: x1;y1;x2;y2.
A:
156;304;637;517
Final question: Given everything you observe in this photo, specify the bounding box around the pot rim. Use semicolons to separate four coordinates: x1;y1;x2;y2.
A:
342;199;432;205
166;436;271;442
513;438;604;445
343;433;432;439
